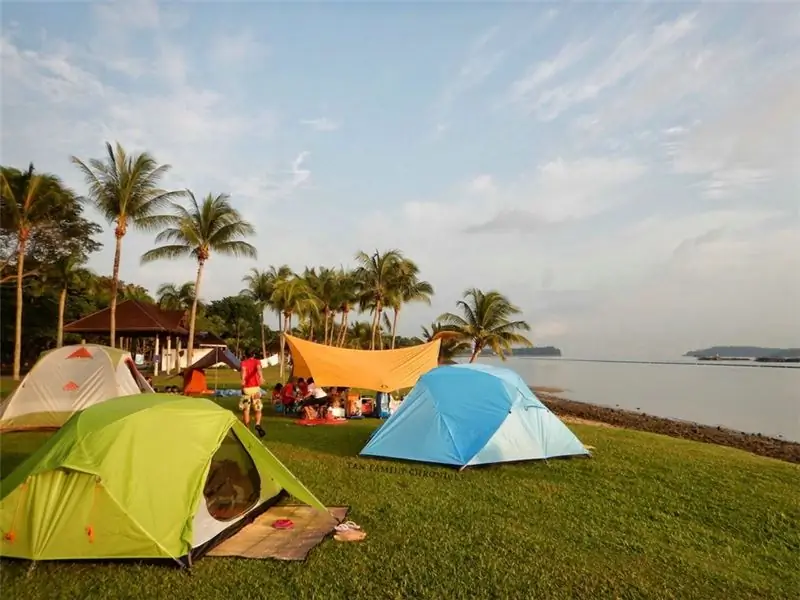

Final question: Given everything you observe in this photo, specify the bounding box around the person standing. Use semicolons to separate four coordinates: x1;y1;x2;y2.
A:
239;351;266;438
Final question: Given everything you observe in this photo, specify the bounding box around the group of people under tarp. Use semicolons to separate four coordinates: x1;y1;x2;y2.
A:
271;376;354;421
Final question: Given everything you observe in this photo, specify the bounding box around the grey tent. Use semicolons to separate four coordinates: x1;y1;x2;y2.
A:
182;348;241;394
186;347;241;371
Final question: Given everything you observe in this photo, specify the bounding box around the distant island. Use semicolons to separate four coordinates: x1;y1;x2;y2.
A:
685;346;800;362
479;346;562;357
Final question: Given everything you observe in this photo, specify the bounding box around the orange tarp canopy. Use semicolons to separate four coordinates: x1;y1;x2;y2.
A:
285;335;441;392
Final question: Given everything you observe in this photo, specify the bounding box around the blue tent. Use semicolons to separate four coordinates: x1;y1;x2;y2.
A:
359;363;589;468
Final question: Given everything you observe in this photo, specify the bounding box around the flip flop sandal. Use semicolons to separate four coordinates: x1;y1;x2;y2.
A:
272;519;294;530
334;529;367;542
334;521;361;532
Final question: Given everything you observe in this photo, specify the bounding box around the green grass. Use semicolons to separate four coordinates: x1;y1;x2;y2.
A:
1;403;798;600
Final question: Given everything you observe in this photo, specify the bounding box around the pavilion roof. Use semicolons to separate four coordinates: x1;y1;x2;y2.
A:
64;299;189;335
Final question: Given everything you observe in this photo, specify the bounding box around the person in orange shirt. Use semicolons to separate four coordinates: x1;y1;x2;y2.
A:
239;351;265;438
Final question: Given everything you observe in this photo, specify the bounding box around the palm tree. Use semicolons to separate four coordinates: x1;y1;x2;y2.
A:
333;268;356;347
421;322;471;364
0;165;68;379
388;258;434;349
354;249;404;349
345;320;373;349
119;283;153;302
304;266;339;344
270;275;316;380
141;191;256;365
47;254;92;348
438;288;533;362
265;264;293;331
241;268;274;359
156;281;196;311
72;142;181;348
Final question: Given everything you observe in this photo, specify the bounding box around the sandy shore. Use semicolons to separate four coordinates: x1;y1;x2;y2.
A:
532;388;800;465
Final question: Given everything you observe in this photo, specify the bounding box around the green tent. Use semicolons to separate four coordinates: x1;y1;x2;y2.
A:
0;394;328;565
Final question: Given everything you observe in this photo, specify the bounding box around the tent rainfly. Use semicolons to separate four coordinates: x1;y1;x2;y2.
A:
0;394;328;565
182;347;242;394
284;334;441;392
0;344;153;432
360;363;590;468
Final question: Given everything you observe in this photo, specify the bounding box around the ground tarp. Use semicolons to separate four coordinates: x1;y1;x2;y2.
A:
285;335;441;392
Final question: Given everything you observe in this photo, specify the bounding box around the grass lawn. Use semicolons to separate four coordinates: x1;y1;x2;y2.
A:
1;400;798;600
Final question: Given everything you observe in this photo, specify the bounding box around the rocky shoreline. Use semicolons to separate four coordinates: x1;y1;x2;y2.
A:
534;391;800;465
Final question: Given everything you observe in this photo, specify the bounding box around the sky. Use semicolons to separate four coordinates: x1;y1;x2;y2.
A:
1;1;798;359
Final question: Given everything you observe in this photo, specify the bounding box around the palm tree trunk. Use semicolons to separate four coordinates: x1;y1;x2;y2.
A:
57;286;67;348
109;232;124;348
323;308;329;345
390;307;400;349
338;310;349;346
469;343;482;363
260;309;267;359
12;237;26;381
370;301;381;350
186;260;205;366
279;313;287;382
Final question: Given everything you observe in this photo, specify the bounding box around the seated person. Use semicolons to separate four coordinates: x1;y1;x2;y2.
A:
306;377;321;399
297;377;309;400
271;383;283;406
281;377;296;413
299;383;329;408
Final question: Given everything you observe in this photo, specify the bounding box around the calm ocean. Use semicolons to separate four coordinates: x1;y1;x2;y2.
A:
476;356;800;442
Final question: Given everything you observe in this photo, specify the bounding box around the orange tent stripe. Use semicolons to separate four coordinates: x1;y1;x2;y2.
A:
67;347;93;359
284;335;440;392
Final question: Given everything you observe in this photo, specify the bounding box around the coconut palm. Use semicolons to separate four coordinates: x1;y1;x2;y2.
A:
421;322;471;364
261;264;293;332
0;165;70;379
270;275;316;380
156;281;196;311
241;268;275;358
437;288;533;362
119;283;153;302
354;249;404;349
345;320;373;350
387;258;434;349
304;266;340;344
141;191;256;365
46;254;92;348
71;142;181;347
334;268;360;347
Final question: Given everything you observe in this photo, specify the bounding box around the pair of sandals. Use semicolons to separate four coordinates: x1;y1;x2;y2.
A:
334;521;366;542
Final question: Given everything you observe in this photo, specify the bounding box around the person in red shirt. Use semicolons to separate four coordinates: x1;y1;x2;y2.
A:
297;377;309;399
239;351;265;437
281;377;296;414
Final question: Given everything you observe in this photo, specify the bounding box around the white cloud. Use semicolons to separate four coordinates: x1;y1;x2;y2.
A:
467;156;647;231
671;77;800;198
466;174;496;195
209;30;267;67
512;11;698;121
433;26;507;131
300;117;341;132
507;39;592;104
